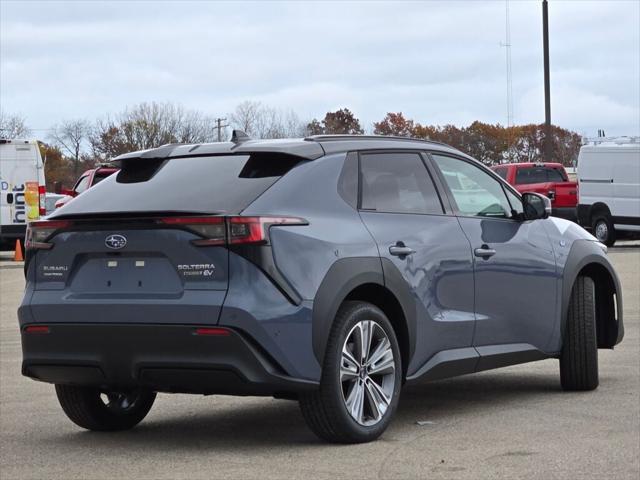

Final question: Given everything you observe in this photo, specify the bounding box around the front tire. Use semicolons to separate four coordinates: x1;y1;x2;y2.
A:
55;385;156;431
560;276;599;391
299;301;402;443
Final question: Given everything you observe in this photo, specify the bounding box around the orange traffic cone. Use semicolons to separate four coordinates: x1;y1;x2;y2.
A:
13;239;24;262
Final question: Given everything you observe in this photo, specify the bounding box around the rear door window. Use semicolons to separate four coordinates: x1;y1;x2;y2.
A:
360;152;443;215
55;154;302;216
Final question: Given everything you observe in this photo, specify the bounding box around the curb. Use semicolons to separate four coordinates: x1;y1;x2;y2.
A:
0;263;24;270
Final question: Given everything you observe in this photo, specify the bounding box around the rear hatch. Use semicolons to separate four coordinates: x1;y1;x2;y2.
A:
22;153;304;326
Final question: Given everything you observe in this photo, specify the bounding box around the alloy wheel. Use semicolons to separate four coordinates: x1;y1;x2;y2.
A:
340;320;396;426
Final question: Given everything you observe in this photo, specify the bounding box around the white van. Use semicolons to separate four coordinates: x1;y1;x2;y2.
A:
577;137;640;246
0;139;46;249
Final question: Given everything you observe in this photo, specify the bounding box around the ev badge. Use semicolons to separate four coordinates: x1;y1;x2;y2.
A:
105;234;127;250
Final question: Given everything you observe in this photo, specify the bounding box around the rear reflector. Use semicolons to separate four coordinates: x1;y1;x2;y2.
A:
194;327;230;336
24;325;50;334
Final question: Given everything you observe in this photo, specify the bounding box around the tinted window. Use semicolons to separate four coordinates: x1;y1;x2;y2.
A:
547;167;566;182
515;167;548;184
92;170;116;186
494;167;508;180
432;154;513;218
55;154;301;217
360;153;442;214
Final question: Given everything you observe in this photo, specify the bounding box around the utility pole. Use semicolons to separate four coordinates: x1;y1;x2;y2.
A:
501;0;514;128
542;0;552;160
215;117;229;142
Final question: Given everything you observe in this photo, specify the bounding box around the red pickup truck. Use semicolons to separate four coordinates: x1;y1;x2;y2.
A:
54;165;119;210
492;162;577;221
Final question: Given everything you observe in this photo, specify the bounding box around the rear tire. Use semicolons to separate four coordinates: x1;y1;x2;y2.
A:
592;214;616;247
299;301;402;443
55;385;156;431
560;276;599;391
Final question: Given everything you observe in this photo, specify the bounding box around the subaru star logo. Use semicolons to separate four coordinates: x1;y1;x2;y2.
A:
105;234;127;250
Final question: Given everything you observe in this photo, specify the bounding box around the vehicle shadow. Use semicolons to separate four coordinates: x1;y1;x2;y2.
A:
40;369;580;451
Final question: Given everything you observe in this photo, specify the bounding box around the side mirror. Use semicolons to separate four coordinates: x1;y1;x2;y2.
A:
61;188;76;197
522;192;552;220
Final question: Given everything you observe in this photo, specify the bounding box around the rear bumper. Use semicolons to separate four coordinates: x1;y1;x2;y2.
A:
551;207;577;222
21;323;318;396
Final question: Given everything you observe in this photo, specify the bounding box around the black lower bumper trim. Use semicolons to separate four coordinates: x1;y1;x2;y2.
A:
21;323;317;396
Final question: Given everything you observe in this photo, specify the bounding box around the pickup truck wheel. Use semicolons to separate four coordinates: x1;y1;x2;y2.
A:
299;301;402;443
560;276;599;391
55;385;156;431
592;214;616;247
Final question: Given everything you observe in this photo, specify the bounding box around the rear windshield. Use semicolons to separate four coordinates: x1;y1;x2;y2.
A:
515;166;567;184
53;154;301;217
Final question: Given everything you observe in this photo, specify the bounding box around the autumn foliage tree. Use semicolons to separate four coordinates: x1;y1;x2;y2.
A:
375;112;581;166
307;108;364;135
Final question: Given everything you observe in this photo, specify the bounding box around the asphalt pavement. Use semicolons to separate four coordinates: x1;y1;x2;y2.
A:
1;245;638;479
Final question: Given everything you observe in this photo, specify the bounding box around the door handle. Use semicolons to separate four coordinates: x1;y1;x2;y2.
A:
474;245;496;259
389;242;415;257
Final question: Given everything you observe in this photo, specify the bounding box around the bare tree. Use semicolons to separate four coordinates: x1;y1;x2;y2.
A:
50;119;92;176
90;102;219;161
229;101;307;139
0;111;31;138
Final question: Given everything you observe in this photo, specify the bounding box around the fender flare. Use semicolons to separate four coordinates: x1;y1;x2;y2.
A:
312;257;417;364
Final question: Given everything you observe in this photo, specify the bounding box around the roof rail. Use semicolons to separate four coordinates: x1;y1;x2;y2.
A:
304;134;451;148
582;135;639;146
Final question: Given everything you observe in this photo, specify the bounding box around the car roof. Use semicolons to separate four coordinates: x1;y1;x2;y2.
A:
112;133;467;163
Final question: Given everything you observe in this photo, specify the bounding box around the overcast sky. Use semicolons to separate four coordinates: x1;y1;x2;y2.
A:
1;0;639;137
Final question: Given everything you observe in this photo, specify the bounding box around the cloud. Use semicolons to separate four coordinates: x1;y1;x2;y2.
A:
1;0;638;136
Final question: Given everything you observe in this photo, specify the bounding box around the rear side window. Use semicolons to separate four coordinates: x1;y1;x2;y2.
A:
360;153;443;215
55;154;302;216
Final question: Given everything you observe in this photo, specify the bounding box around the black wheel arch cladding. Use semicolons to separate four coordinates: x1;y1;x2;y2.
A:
561;240;623;348
312;257;417;365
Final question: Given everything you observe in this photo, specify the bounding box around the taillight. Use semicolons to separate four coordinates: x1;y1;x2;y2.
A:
38;185;46;217
158;216;226;246
25;220;72;250
159;216;307;246
228;216;307;245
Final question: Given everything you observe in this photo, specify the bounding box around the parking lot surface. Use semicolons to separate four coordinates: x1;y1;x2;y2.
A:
1;245;639;479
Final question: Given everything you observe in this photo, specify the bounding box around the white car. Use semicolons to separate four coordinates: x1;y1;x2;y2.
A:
576;136;640;246
0;139;46;249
